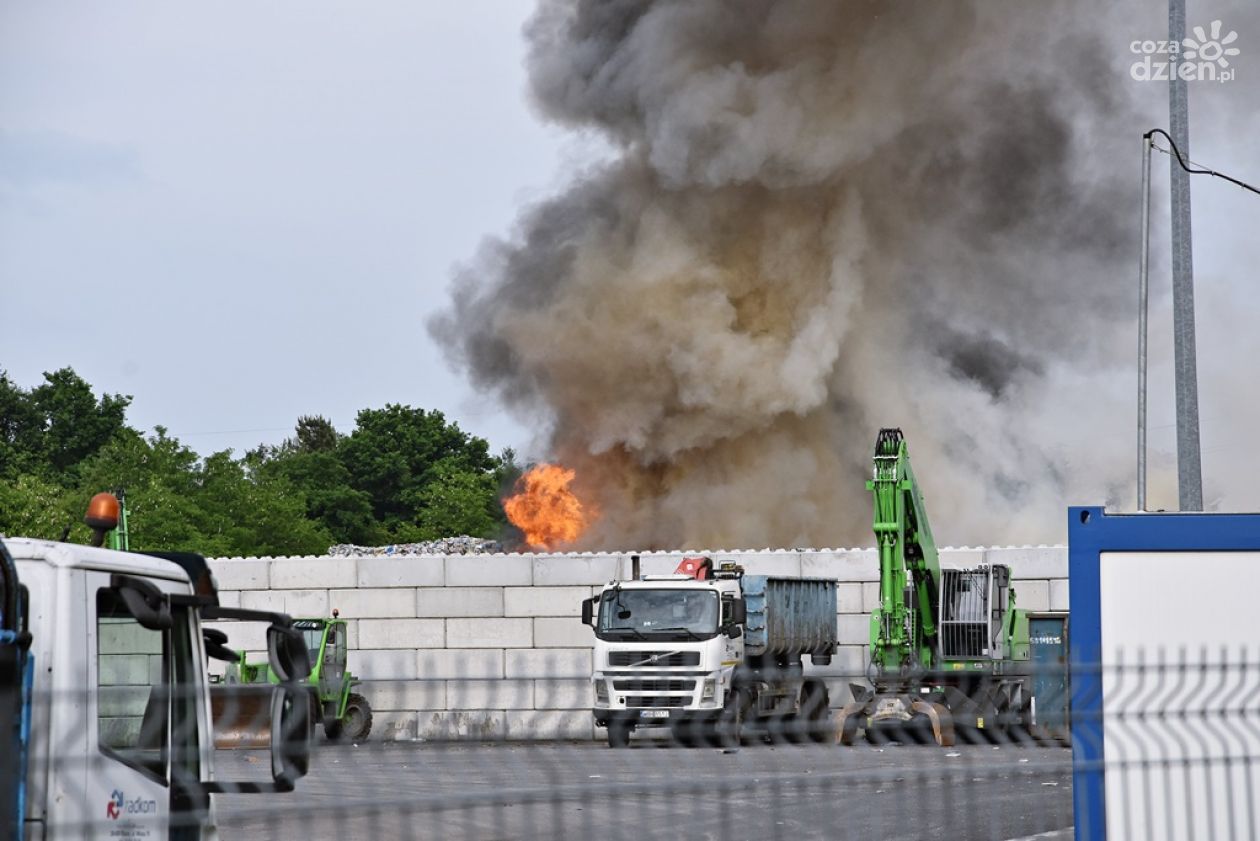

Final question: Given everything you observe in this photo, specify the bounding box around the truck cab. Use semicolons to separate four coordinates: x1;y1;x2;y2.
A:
582;559;837;748
1;536;312;840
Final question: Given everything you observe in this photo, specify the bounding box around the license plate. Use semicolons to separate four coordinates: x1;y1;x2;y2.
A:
640;709;670;718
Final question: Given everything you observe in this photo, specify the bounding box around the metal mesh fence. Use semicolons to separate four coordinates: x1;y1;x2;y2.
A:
21;649;1260;840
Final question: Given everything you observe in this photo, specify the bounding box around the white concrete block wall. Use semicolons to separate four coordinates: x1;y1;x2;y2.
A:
206;546;1068;741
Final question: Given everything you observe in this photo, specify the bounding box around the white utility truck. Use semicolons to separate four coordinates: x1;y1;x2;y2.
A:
582;557;838;747
1;493;313;840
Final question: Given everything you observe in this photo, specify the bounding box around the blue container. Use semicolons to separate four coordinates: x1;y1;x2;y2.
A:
742;576;838;657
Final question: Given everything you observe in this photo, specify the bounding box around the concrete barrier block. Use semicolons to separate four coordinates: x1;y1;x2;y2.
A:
240;589;328;617
358;619;445;649
939;548;986;568
989;547;1067;579
805;645;867;678
727;552;802;577
216;591;241;608
861;582;881;612
358;679;446;712
506;710;594;740
801;550;877;582
416;649;505;680
1015;579;1051;612
353;649;421;681
534;679;592;710
534;618;594;648
99;621;162;655
446;679;534;710
367;711;418;742
99;654;151;686
446;618;532;648
504;586;591;617
505;648;592;679
533;555;620;586
417;710;506;741
357;557;445;588
445;556;531;587
637;554;686;576
329;588;415;618
270;558;355;590
203;621;268;654
208;560;269;591
1050;579;1070;611
415;587;503;618
836;583;863;614
837;614;870;646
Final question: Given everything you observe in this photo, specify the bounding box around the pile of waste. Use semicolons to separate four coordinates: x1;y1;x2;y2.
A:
327;537;504;556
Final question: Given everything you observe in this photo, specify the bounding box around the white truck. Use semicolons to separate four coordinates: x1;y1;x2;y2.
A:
581;557;838;748
1;495;314;840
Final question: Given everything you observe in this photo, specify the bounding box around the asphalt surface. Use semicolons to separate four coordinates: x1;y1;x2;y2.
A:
213;739;1074;841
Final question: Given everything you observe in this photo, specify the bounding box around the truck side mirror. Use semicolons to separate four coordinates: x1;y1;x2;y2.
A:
267;625;311;681
730;599;746;626
270;686;312;790
581;597;595;627
111;574;172;630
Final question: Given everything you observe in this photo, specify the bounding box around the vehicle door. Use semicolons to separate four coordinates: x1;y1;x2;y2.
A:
86;569;206;841
320;623;346;700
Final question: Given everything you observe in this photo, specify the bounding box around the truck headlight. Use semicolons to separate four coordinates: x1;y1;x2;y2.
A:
595;680;609;703
701;678;715;700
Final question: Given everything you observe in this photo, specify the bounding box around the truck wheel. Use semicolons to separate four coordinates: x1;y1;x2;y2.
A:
713;702;742;748
607;721;632;748
800;683;832;744
341;693;373;741
322;701;343;740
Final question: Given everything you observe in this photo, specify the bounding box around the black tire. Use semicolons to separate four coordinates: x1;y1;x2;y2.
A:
671;719;700;747
322;700;343;740
607;721;632;748
800;682;832;744
713;698;743;748
341;693;372;741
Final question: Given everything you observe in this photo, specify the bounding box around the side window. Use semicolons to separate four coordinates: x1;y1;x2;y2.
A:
97;589;168;781
334;626;347;667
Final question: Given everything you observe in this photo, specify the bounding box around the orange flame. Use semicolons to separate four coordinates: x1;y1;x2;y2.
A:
504;463;593;549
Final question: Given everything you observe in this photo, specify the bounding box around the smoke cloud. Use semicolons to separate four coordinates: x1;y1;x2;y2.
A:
432;0;1166;549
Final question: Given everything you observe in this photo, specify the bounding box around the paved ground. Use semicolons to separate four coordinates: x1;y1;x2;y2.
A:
214;740;1074;840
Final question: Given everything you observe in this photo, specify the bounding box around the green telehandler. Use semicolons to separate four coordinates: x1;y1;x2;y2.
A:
839;428;1031;746
215;613;373;744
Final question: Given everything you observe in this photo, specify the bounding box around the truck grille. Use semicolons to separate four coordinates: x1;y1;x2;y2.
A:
613;679;697;693
608;651;700;667
625;696;690;708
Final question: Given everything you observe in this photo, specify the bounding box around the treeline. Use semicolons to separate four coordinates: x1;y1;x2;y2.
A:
0;368;520;556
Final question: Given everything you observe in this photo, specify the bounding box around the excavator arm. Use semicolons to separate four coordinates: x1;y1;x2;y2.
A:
868;428;941;675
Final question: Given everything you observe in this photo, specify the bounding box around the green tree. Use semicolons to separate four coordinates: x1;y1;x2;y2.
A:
404;457;499;540
29;368;131;475
0;370;44;478
338;405;499;540
0;473;78;540
257;447;380;546
294;414;339;453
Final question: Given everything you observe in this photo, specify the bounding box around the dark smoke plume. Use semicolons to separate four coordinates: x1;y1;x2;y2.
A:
432;0;1159;549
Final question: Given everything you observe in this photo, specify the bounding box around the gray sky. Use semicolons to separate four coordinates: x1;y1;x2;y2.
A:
0;2;597;460
2;2;1258;522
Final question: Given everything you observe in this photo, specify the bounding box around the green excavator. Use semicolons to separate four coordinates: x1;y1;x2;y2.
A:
839;428;1031;746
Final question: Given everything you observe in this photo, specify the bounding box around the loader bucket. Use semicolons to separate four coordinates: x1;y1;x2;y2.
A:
210;685;276;749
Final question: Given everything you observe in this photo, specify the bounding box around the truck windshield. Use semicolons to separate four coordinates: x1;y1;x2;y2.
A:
598;588;719;639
